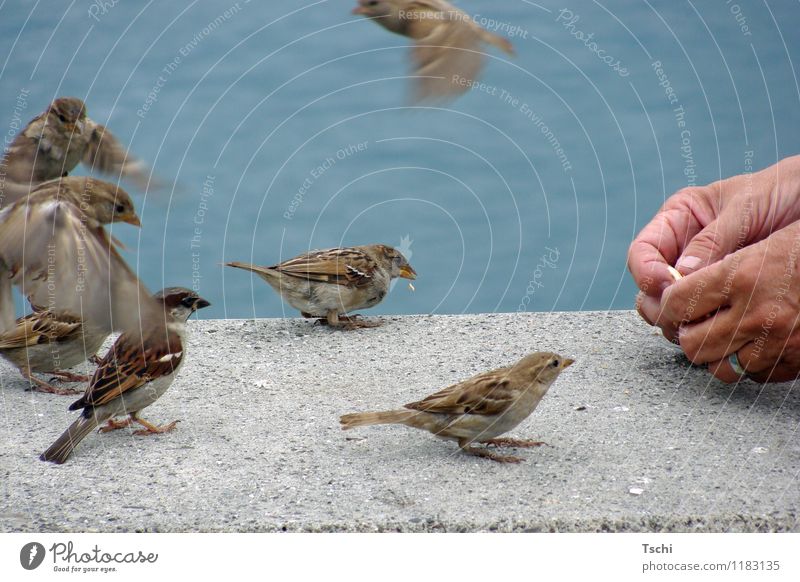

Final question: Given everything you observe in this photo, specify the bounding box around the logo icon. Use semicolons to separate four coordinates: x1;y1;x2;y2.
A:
20;542;45;570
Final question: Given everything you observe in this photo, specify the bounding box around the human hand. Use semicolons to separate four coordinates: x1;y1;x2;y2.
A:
629;155;800;339
657;221;800;383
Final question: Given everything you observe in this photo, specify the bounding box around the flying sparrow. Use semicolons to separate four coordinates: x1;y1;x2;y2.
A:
0;307;108;395
341;352;574;463
352;0;515;102
0;96;153;207
0;176;159;338
40;288;211;464
226;244;416;329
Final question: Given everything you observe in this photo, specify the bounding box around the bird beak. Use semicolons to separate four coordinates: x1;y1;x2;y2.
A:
399;265;417;280
122;213;142;227
194;297;211;310
562;358;575;368
352;6;367;15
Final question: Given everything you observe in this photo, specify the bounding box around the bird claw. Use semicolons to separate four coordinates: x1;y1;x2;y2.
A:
132;420;179;436
462;446;525;464
483;438;548;449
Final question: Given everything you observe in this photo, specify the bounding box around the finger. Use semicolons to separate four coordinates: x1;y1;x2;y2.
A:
637;292;680;341
628;207;704;296
675;193;755;276
746;362;800;383
660;260;733;324
676;305;749;364
706;342;775;383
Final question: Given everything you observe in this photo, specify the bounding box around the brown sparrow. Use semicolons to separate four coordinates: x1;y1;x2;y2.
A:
341;352;574;463
0;307;108;395
352;0;515;102
0;97;152;207
0;176;159;338
226;244;416;328
40;288;211;464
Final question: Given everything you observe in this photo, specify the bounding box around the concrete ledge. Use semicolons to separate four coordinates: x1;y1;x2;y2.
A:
1;311;798;532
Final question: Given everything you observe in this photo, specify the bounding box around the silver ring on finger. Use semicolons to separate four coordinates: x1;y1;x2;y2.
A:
728;352;747;376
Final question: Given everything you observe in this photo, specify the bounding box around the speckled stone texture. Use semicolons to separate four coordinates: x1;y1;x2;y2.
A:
1;311;798;532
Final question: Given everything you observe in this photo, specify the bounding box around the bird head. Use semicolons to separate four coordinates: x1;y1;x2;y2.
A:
48;97;87;135
154;287;211;322
374;244;416;280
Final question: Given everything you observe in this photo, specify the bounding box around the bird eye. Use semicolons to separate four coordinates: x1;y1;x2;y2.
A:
115;204;125;213
57;113;67;122
551;359;559;367
368;1;379;5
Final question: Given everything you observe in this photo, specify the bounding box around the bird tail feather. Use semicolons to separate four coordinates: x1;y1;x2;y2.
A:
481;31;515;55
340;410;418;430
225;261;277;279
40;414;99;464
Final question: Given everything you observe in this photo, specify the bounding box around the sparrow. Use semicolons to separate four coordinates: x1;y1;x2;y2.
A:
0;96;152;207
0;176;158;338
40;288;211;464
0;307;108;395
352;0;515;102
341;352;574;463
226;244;416;328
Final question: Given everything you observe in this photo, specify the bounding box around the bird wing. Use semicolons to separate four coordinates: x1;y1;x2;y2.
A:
69;326;183;410
0;187;159;335
0;113;54;196
82;120;152;190
0;311;82;349
272;248;376;288
404;3;486;102
404;367;517;416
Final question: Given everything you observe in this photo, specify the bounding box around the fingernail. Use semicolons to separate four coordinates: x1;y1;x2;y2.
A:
675;255;703;272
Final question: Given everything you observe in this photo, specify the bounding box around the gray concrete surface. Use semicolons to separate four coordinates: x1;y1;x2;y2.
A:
1;311;798;532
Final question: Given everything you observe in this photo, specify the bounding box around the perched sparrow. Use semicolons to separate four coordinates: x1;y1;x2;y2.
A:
0;176;156;337
0;97;152;206
226;244;416;328
40;288;211;464
0;307;108;394
352;0;515;102
341;352;573;463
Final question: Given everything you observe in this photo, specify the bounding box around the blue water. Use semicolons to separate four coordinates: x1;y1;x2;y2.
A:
1;1;798;319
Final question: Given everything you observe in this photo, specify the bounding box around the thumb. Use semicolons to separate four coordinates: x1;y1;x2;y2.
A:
675;210;745;275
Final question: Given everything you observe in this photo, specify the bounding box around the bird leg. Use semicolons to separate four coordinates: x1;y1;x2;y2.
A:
482;438;548;448
130;413;180;436
48;370;91;383
99;417;135;433
20;369;83;395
